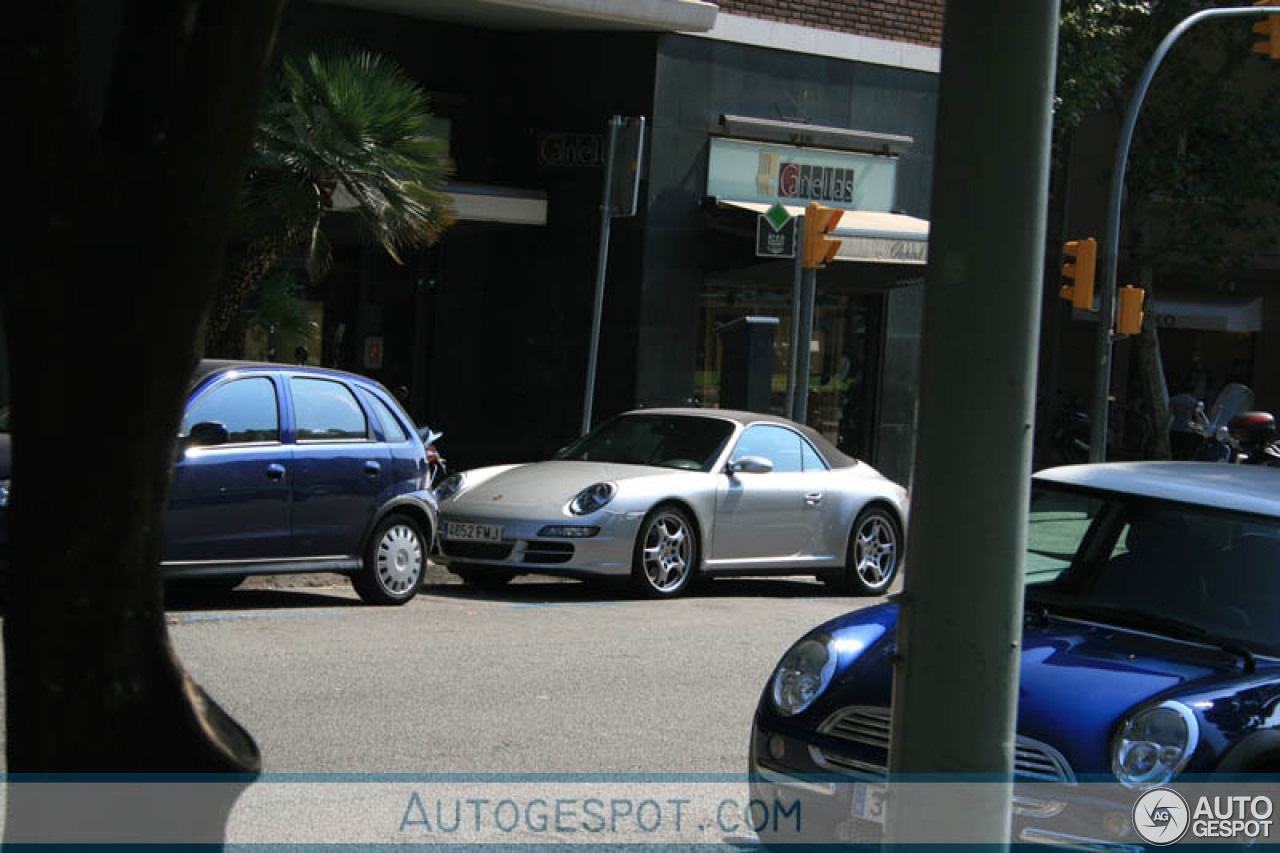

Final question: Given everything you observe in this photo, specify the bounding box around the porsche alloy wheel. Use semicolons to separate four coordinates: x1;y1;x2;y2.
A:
843;506;900;596
632;506;698;598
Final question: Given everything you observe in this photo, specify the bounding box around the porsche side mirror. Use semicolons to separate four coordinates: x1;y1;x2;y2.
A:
728;456;773;475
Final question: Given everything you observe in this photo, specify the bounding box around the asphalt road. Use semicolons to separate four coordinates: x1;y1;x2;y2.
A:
160;568;878;775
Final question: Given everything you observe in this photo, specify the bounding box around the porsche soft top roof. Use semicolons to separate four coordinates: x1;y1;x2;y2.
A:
620;407;859;469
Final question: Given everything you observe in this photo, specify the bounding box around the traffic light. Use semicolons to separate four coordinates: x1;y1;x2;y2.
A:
1116;285;1146;336
1059;237;1097;310
801;202;844;270
1255;0;1280;60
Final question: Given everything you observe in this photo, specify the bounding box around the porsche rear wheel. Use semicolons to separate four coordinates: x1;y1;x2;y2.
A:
828;506;900;596
631;505;698;599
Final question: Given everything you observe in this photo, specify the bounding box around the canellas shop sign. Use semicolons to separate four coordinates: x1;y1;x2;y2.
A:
706;137;897;210
778;162;855;203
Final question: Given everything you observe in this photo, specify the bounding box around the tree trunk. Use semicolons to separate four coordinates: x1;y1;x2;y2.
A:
1127;198;1171;459
1;0;285;840
204;229;304;358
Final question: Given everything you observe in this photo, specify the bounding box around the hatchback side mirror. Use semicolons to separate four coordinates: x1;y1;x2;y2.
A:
187;421;230;448
728;456;773;475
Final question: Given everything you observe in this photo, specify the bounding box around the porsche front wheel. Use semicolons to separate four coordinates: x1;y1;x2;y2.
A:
631;505;698;599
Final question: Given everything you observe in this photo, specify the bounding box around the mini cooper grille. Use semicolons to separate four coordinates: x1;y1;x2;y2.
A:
524;541;575;564
814;706;1076;783
440;541;514;560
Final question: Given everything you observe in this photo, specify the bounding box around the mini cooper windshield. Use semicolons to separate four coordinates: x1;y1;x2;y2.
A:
555;414;735;472
1024;483;1280;659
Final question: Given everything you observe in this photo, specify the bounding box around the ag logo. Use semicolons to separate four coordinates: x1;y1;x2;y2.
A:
1133;787;1190;845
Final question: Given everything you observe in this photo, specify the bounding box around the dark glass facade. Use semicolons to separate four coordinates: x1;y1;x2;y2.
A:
276;3;938;482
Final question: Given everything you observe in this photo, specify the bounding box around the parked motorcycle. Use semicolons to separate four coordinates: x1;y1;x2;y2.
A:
1226;411;1280;467
1183;383;1256;462
417;425;447;487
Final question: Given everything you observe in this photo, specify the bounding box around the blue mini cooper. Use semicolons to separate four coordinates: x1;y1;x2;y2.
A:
751;462;1280;847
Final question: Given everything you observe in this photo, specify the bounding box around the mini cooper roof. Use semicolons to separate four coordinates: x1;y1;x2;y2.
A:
1036;461;1280;518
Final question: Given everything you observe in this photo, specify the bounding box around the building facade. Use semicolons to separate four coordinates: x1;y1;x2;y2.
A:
276;0;943;482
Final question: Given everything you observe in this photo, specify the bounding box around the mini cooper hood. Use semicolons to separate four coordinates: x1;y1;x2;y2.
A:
819;605;1239;771
452;460;685;509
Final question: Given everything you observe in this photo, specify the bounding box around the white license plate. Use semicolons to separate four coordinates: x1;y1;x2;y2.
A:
851;781;888;824
444;522;504;542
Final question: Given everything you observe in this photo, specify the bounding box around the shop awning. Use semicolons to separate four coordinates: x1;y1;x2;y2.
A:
713;199;929;265
1150;296;1262;332
335;182;548;226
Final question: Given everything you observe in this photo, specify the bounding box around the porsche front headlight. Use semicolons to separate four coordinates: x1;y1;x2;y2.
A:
435;473;465;502
770;634;837;717
569;482;616;516
1112;701;1199;789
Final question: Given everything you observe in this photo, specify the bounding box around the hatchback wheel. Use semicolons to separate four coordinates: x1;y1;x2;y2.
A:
831;506;900;596
631;505;698;599
354;513;425;605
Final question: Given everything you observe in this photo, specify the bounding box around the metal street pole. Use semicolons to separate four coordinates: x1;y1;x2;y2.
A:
581;116;621;435
885;0;1058;846
785;218;805;420
792;266;817;424
1090;6;1279;462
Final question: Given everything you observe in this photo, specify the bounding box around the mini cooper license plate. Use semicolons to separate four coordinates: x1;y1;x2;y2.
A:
444;522;504;542
851;782;888;824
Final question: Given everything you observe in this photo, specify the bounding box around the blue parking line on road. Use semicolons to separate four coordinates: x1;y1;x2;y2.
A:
504;601;627;611
169;609;350;624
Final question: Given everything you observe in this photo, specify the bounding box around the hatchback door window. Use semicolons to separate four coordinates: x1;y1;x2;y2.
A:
732;425;803;473
180;377;279;444
291;378;369;442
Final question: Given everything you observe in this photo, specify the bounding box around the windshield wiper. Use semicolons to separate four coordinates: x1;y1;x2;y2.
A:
1029;600;1258;673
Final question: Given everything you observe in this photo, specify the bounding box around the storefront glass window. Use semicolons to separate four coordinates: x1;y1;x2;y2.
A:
695;286;882;460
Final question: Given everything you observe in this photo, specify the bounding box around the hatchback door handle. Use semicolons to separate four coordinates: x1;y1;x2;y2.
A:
805;492;823;505
265;463;286;482
364;461;382;476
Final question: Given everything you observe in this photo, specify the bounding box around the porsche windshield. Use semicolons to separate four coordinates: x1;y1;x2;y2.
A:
555;414;734;472
1024;483;1280;657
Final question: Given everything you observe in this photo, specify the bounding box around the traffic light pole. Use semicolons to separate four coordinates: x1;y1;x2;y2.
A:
885;1;1058;844
1090;6;1279;462
785;219;804;421
792;266;817;423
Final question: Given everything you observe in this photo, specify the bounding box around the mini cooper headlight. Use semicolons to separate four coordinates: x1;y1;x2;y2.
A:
771;635;837;717
569;482;616;516
435;473;465;502
1112;701;1199;789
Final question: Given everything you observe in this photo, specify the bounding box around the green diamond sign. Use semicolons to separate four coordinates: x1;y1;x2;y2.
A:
764;202;791;231
757;203;796;258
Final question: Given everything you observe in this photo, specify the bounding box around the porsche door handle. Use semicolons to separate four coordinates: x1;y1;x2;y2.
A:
804;492;823;506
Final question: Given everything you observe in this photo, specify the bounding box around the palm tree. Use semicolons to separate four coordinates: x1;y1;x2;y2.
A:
205;50;452;356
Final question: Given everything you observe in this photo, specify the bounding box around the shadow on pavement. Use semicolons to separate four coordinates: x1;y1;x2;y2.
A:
420;574;849;605
164;582;364;613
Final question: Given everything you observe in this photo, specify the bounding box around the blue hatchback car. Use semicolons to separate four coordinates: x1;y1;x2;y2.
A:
751;462;1280;847
0;361;436;605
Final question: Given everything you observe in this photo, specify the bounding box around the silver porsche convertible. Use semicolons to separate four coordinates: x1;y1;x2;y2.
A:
433;408;909;598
